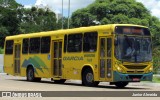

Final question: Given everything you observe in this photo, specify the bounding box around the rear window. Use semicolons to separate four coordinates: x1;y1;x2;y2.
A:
5;40;14;54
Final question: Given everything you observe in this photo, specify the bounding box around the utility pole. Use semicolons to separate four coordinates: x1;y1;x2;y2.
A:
62;0;64;29
68;0;70;29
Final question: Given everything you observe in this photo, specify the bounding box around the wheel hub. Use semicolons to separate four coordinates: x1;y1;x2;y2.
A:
28;70;33;80
86;73;93;82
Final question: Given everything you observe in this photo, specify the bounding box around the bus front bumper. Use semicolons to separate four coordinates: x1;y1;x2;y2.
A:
113;71;153;82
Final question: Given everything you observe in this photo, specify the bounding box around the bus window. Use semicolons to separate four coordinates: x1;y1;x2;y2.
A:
67;33;82;52
83;32;98;52
29;37;40;53
5;40;14;54
107;38;112;57
41;36;51;53
22;38;29;54
64;35;67;52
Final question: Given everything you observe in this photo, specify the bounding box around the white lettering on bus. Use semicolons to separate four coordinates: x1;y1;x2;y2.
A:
63;56;83;61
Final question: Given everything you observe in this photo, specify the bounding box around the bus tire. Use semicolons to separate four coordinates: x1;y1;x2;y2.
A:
27;67;35;82
82;68;99;87
54;79;66;84
27;67;41;82
114;82;129;88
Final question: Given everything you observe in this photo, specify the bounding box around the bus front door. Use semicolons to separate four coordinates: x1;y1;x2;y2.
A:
99;37;112;81
14;44;21;75
52;40;62;77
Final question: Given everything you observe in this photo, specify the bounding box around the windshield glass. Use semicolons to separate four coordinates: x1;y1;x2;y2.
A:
115;35;152;62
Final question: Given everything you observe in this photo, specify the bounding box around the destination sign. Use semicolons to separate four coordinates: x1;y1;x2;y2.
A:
115;26;150;36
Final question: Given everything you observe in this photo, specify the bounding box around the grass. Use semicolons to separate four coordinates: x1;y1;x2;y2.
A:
0;48;4;54
152;76;160;83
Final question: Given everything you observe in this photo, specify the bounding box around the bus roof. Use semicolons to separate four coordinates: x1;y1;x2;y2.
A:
5;24;148;40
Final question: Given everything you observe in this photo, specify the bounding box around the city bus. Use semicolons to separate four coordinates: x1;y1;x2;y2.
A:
3;24;153;88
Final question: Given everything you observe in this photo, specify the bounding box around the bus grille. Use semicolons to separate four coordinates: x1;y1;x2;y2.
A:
124;65;147;70
127;71;144;73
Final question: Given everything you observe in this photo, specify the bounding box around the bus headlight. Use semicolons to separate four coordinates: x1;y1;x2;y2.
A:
149;67;153;72
117;66;122;72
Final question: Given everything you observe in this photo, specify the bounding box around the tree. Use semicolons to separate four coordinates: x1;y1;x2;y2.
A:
0;0;21;8
0;0;57;48
71;0;151;27
56;17;70;29
72;9;96;27
19;7;57;33
0;0;22;47
71;0;160;73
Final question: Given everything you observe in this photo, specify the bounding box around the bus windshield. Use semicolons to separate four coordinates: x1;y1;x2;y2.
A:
115;26;152;63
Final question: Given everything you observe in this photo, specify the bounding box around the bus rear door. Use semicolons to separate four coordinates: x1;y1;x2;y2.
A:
52;40;62;78
14;44;21;75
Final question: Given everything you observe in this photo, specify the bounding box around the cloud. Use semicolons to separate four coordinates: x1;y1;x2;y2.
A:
24;4;32;9
151;8;160;18
35;0;95;15
136;0;160;18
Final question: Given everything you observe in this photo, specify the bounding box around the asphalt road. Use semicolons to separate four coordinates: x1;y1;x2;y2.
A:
0;73;160;100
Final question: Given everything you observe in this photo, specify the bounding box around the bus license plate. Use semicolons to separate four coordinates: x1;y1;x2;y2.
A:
133;78;140;81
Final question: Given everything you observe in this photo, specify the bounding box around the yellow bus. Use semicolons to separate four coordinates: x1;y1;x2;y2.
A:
4;24;153;88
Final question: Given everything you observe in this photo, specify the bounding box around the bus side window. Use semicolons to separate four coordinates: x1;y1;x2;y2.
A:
83;32;98;52
22;38;29;54
29;37;40;54
67;33;82;52
64;35;67;52
41;36;51;53
5;40;14;54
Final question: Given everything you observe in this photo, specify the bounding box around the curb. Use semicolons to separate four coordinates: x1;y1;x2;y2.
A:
0;73;6;75
130;82;160;87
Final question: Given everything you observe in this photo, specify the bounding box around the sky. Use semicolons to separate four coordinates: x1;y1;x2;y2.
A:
15;0;160;18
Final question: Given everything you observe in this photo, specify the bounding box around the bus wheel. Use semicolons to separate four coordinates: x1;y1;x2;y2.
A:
54;79;66;84
114;82;129;88
27;67;41;82
27;67;35;81
82;68;99;87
